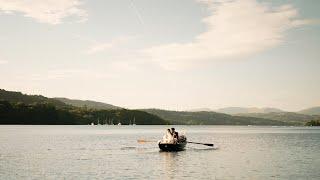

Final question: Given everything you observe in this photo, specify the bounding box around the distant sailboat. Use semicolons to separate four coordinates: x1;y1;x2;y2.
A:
105;117;108;125
133;117;136;125
128;117;136;125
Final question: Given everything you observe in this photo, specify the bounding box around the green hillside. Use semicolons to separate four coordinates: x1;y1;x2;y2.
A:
236;112;319;125
0;100;86;125
1;89;315;126
142;109;293;125
0;89;167;125
0;100;167;125
216;107;283;114
298;107;320;115
54;97;120;110
0;89;69;108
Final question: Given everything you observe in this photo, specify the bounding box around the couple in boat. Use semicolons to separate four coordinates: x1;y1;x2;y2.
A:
161;128;186;144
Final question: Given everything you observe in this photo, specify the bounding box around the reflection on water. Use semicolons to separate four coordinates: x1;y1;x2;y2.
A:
160;152;179;180
0;125;319;179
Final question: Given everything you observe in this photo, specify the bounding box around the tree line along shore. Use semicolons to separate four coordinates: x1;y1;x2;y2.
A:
0;89;319;125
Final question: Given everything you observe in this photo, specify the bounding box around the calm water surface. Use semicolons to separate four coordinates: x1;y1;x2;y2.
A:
0;125;319;179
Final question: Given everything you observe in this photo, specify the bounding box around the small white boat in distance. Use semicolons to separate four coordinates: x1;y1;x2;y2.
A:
132;117;136;125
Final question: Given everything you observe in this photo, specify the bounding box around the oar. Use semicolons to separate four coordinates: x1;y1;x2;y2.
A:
187;141;214;147
137;139;157;143
138;139;214;147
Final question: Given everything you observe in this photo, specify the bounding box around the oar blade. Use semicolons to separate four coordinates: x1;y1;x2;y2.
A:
137;139;157;143
187;141;214;147
137;139;147;143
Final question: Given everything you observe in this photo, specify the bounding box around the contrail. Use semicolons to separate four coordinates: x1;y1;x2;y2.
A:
129;0;145;28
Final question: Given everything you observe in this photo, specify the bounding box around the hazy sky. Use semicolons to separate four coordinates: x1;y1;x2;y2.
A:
0;0;319;111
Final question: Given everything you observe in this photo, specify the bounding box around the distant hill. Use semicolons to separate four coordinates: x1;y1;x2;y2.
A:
298;107;320;115
0;100;167;125
54;97;120;110
0;89;167;125
0;89;69;108
2;88;317;126
142;109;293;125
236;112;319;125
188;108;213;112
216;107;283;114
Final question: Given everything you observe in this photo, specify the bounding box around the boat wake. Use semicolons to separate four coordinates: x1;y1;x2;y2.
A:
120;146;137;150
187;146;218;151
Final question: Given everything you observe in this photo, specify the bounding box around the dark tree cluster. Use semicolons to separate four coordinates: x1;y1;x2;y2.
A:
0;101;167;125
0;101;87;124
305;120;320;126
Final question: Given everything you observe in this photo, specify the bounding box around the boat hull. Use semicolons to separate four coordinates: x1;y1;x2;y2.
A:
158;142;187;151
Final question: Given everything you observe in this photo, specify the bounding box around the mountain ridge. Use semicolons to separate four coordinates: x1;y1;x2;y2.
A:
298;107;320;115
236;112;319;125
2;88;318;125
215;107;283;114
0;89;69;108
0;89;167;125
54;97;121;110
141;108;295;125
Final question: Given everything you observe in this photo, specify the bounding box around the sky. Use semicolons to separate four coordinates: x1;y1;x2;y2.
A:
0;0;319;111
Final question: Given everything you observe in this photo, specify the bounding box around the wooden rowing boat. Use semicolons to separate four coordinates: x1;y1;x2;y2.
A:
158;135;187;151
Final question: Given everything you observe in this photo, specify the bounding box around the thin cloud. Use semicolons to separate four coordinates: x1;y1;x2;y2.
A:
17;69;118;81
0;0;87;25
143;0;315;70
86;42;114;54
0;60;8;64
85;36;136;55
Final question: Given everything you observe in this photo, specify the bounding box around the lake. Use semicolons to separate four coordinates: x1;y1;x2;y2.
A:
0;125;319;179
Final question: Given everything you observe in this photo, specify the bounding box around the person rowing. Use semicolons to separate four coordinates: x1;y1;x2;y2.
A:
162;128;174;143
170;128;178;143
157;127;213;151
158;128;187;151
